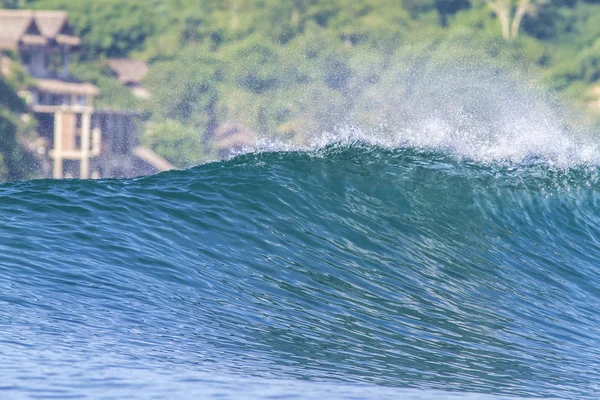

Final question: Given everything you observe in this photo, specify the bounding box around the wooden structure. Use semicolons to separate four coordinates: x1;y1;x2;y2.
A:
0;9;173;179
0;10;99;178
0;10;81;80
49;107;100;178
106;58;150;99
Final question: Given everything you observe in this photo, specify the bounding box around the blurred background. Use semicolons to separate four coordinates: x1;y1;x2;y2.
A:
1;0;600;180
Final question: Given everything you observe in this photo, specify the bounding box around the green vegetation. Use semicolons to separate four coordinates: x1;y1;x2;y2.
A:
0;55;37;180
14;0;600;167
0;78;25;179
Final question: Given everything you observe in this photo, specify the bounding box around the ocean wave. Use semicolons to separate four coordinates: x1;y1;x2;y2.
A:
1;147;599;398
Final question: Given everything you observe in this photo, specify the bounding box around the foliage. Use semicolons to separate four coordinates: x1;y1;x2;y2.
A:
21;0;600;165
1;0;20;9
0;75;30;180
141;119;209;168
69;61;142;111
30;0;164;60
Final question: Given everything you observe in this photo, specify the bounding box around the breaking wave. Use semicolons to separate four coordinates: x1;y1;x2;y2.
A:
2;140;600;398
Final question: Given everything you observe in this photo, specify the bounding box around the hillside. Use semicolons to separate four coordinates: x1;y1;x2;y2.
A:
0;54;37;180
6;0;600;168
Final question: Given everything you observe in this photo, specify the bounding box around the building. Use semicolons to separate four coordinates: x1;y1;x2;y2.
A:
211;122;258;158
0;9;172;179
107;58;150;99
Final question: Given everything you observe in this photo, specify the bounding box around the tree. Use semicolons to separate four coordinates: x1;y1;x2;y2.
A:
0;76;31;180
484;0;546;40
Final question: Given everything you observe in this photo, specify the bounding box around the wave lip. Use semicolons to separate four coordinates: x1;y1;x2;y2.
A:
257;118;600;168
232;63;600;168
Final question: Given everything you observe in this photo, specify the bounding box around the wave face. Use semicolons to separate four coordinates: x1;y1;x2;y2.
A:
2;146;600;399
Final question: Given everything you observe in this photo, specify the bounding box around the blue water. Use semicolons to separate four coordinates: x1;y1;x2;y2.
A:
2;146;600;399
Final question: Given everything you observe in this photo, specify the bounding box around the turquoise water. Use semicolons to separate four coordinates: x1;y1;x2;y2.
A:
2;145;600;399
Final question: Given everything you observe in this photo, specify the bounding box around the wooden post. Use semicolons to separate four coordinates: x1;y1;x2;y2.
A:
62;112;76;151
80;110;91;178
53;110;63;178
91;127;101;156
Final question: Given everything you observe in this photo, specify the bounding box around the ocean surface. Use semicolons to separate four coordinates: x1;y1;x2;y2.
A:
2;142;600;399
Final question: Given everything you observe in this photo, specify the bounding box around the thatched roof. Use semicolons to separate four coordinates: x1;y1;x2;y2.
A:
34;11;67;37
36;78;99;96
0;9;80;50
0;10;40;50
107;59;149;85
56;33;79;46
211;123;258;151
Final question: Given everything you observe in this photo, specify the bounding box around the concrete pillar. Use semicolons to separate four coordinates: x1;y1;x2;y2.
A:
53;111;63;179
92;127;101;156
80;111;91;179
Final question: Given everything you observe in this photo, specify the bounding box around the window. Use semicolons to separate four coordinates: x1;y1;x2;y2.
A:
21;51;31;65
